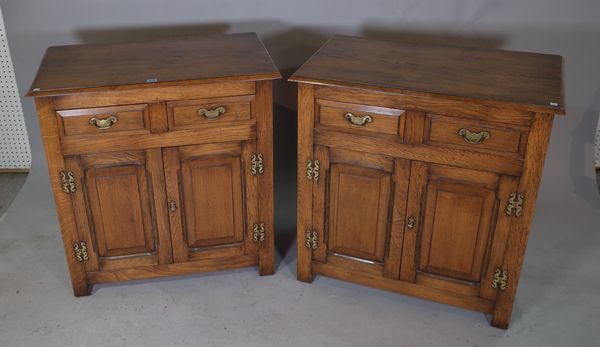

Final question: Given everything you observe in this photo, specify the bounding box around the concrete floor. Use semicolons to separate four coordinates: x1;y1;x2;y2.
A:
0;172;28;218
1;170;598;347
0;158;599;346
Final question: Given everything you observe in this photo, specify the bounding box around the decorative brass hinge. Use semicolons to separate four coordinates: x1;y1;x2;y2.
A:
505;192;524;217
252;223;265;242
60;171;77;194
305;230;318;250
251;153;264;176
306;159;320;182
491;268;508;291
73;241;89;262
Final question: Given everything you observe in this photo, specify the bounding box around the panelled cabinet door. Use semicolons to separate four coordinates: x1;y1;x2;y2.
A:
311;146;410;278
65;149;172;272
400;163;518;299
163;141;259;263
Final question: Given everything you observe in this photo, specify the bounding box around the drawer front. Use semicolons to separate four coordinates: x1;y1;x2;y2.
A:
57;104;150;137
426;114;528;156
167;95;253;130
317;99;405;138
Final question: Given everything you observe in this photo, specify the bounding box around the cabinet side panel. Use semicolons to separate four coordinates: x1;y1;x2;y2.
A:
492;113;555;329
297;83;315;282
35;97;89;296
255;80;275;275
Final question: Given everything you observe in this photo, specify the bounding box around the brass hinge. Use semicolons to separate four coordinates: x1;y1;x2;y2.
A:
73;241;89;262
60;171;77;194
251;153;264;176
491;268;508;291
505;192;524;217
306;159;320;182
305;230;318;250
252;223;265;242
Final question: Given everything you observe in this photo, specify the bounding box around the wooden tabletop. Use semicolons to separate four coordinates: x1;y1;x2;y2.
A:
290;36;564;114
28;33;281;96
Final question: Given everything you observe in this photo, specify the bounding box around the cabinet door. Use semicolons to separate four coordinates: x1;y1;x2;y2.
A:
400;163;518;299
65;149;172;272
311;146;410;278
163;141;259;263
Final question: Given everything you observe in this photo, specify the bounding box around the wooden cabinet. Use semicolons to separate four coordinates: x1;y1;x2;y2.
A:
291;36;564;329
28;33;280;296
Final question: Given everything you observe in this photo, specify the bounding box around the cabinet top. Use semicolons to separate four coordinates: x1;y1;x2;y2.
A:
290;36;564;114
27;33;281;96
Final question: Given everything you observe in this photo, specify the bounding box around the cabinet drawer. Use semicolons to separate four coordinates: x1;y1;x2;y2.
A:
167;95;253;131
425;114;528;156
56;104;150;137
316;99;405;139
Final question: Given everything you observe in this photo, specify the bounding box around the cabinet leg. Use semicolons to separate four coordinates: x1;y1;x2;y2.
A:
259;249;275;276
297;250;313;283
297;271;314;283
490;302;513;329
490;311;510;329
71;279;91;297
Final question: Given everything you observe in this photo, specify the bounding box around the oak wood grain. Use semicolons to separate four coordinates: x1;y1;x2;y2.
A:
36;97;90;296
255;81;275;275
28;33;280;96
31;35;279;294
491;113;555;329
293;38;561;328
296;83;315;282
313;262;495;313
291;36;564;113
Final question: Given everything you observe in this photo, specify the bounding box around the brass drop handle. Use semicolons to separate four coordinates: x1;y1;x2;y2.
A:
458;128;490;145
407;216;416;229
168;201;177;212
198;106;226;120
89;115;118;129
345;112;373;127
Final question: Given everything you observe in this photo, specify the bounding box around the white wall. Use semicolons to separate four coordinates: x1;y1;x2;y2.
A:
0;7;30;169
1;0;599;217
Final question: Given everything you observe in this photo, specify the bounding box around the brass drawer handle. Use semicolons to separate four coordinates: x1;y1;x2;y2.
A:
458;128;490;144
198;106;226;120
89;115;118;129
345;112;373;127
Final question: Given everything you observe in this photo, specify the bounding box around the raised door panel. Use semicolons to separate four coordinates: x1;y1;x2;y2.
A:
181;156;244;247
400;163;516;298
164;141;258;263
328;163;390;262
312;146;409;278
418;180;495;282
65;149;171;272
87;164;155;257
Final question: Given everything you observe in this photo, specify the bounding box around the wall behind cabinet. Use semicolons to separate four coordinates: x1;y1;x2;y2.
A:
0;7;30;170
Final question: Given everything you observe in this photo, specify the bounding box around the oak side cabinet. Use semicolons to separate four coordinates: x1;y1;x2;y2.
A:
27;33;281;296
290;36;564;329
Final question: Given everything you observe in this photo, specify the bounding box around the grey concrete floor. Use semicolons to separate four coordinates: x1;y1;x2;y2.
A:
1;169;599;347
0;161;599;346
0;172;28;218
